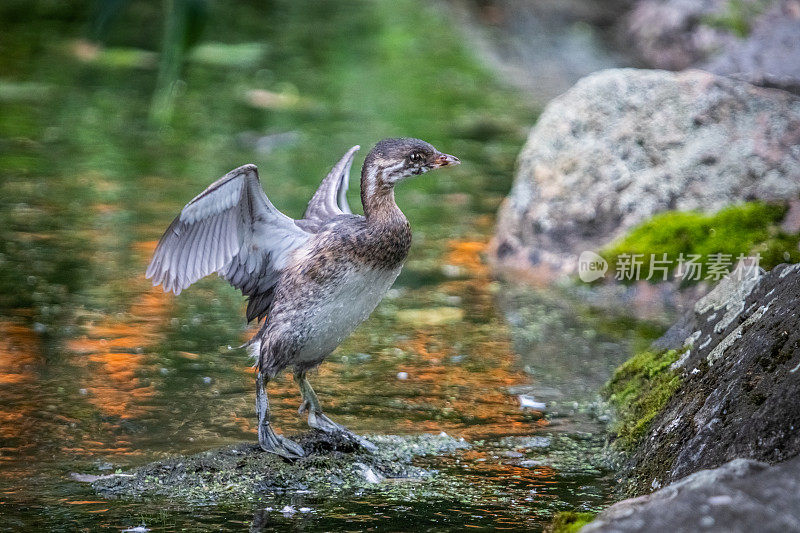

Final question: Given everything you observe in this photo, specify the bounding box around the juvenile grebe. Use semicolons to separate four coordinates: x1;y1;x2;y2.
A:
146;138;459;458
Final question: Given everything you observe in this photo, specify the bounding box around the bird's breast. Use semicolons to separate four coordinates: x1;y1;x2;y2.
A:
295;264;402;362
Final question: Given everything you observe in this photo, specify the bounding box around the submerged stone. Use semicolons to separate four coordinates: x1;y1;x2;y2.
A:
88;431;470;503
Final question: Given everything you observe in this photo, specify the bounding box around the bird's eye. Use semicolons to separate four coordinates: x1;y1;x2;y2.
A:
410;152;424;163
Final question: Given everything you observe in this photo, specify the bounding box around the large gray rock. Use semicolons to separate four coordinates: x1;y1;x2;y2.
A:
583;456;800;532
490;68;800;277
618;263;800;494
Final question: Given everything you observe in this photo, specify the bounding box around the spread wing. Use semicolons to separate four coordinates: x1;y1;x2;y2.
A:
299;145;359;230
145;164;310;321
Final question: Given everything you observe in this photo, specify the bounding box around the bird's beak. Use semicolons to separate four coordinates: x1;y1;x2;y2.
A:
432;152;460;168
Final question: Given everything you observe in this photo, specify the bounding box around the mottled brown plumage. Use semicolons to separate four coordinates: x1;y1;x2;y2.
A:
147;138;459;458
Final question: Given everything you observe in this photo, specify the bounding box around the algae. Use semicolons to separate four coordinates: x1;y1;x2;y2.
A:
549;511;597;533
602;202;800;285
603;348;685;450
85;428;617;526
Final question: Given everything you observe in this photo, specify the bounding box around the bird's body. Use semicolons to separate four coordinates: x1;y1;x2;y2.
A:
146;138;458;457
253;213;409;377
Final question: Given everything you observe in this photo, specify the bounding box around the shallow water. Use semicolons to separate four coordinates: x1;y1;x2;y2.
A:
0;1;664;530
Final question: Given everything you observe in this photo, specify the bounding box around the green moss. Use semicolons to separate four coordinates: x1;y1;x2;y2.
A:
603;348;685;450
602;202;800;285
550;511;597;533
701;0;771;38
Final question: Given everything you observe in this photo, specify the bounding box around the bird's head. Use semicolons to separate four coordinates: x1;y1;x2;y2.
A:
362;138;460;191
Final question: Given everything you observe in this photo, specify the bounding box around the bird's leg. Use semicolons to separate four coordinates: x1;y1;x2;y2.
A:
256;370;305;459
295;371;377;452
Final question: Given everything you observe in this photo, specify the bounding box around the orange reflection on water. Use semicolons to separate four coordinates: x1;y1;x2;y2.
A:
445;240;490;277
391;326;534;438
0;322;38;386
396;239;534;437
0;320;40;441
66;241;168;420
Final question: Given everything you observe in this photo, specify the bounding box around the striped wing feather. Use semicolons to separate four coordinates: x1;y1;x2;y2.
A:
146;164;310;321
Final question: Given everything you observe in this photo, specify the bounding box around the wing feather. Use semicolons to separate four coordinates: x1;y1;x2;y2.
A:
183;223;202;287
198;215;213;275
209;214;224;273
146;164;310;318
300;145;359;230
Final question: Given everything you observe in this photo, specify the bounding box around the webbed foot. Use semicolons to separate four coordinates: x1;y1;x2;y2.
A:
306;409;377;452
296;372;377;453
258;422;305;459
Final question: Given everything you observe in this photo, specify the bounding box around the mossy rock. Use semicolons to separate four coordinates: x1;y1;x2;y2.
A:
605;264;800;496
603;348;685;450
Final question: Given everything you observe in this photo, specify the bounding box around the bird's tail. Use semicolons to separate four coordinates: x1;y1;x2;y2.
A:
244;337;262;369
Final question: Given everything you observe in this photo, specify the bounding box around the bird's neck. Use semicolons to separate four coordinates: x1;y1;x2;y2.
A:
361;165;411;269
356;164;412;269
361;165;406;226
